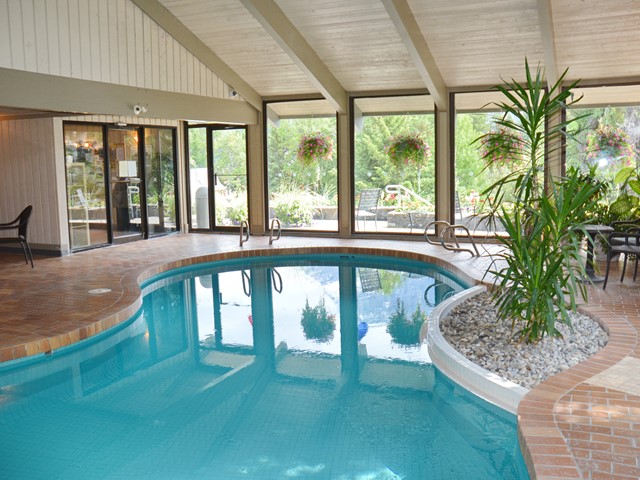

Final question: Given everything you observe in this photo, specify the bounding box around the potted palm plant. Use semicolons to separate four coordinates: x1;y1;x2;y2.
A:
477;60;600;342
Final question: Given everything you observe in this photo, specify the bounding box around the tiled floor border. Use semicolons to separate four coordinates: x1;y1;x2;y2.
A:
517;306;638;480
0;245;477;364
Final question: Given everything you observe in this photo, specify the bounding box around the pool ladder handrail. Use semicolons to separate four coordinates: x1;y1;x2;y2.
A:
424;220;480;257
269;218;281;245
271;268;283;293
423;282;456;307
241;270;251;297
240;268;282;296
239;220;250;247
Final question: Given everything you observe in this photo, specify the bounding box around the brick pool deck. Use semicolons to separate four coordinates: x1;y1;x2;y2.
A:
0;233;638;479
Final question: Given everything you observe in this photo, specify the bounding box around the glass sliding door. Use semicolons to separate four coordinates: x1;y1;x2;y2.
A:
64;124;108;249
65;122;178;251
211;126;248;227
144;128;177;235
108;128;143;242
186;124;249;231
187;127;210;229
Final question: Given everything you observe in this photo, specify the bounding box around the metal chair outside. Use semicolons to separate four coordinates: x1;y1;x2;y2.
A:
356;188;382;231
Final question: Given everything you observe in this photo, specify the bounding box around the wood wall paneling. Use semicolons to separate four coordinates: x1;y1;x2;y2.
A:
0;0;235;101
0;118;60;249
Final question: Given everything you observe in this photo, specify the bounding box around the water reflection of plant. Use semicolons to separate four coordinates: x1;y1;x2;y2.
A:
386;299;426;346
301;298;336;343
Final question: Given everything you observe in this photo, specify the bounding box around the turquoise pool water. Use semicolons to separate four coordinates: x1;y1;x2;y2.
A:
0;254;529;479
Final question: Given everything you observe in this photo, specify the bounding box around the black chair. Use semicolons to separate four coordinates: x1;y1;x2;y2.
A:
0;206;34;268
603;228;640;289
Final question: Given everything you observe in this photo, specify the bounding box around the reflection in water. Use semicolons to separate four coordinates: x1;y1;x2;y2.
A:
386;299;427;346
0;255;528;480
300;298;337;343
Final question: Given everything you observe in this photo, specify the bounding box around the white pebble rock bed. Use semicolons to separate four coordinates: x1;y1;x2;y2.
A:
440;292;609;389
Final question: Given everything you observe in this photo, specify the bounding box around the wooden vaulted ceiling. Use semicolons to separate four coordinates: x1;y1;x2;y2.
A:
150;0;640;113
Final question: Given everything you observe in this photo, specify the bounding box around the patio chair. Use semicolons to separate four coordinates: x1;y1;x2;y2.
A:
0;205;34;268
602;228;640;289
356;188;382;231
454;191;463;220
358;267;381;292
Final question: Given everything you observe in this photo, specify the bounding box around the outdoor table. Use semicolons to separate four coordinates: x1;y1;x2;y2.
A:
583;225;614;282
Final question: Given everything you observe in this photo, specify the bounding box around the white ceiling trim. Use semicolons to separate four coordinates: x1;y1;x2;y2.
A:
131;0;263;111
239;0;348;114
381;0;447;111
537;0;558;86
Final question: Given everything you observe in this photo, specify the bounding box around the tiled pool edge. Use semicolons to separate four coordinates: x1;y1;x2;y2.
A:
424;285;529;414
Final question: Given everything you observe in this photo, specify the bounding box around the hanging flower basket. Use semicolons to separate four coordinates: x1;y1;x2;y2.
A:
479;126;525;167
296;133;334;167
385;132;431;168
585;124;634;163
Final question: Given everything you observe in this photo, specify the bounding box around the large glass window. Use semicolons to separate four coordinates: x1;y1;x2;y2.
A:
265;100;338;232
64;124;108;249
566;86;640;225
453;92;531;236
353;95;435;234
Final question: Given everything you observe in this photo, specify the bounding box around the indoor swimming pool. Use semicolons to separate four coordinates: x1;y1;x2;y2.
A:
0;254;529;479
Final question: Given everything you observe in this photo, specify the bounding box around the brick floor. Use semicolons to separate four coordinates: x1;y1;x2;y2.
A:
0;233;638;480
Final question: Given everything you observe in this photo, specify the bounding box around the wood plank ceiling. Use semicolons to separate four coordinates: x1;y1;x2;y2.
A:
158;0;640;111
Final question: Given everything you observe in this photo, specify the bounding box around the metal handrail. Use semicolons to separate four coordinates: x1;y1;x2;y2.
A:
385;184;435;211
424;221;453;246
441;224;481;257
424;220;480;257
269;218;281;245
239;220;250;246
